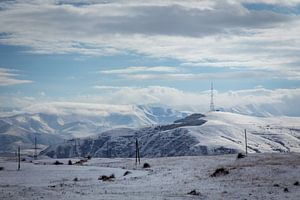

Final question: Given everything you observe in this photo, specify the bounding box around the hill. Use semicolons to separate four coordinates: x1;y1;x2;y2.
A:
41;112;300;158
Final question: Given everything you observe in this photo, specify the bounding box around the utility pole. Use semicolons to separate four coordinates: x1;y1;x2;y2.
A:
106;139;110;158
34;136;37;160
244;129;248;155
135;138;140;165
74;139;77;157
17;146;21;171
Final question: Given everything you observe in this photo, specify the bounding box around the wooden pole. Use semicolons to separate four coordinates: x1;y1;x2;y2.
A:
34;136;37;160
135;138;138;165
74;139;77;157
135;138;140;165
106;140;110;158
244;129;248;155
18;146;20;171
137;139;140;164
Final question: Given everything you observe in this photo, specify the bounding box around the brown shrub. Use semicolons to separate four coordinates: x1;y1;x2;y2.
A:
143;163;151;168
53;160;63;165
123;171;131;176
98;174;115;181
210;167;229;177
187;189;200;196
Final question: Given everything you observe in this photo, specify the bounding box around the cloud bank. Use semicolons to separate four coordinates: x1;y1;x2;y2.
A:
1;86;300;117
0;0;300;80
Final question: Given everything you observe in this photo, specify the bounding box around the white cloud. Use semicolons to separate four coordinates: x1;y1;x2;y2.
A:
93;85;135;90
99;66;178;74
0;0;299;80
73;86;300;115
23;102;137;117
1;86;300;116
240;0;300;6
0;68;33;86
117;71;283;80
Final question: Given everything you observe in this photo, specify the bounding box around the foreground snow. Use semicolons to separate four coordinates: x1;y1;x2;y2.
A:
1;153;300;200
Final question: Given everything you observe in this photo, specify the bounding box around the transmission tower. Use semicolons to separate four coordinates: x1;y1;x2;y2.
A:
210;82;215;112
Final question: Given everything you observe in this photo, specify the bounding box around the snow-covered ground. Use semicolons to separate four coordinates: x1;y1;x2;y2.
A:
1;153;299;200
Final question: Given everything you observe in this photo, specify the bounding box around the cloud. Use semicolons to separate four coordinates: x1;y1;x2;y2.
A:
109;70;299;80
99;66;178;74
93;85;135;90
1;86;300;116
22;102;137;117
96;64;300;81
89;86;300;115
0;0;300;80
240;0;300;6
0;68;33;86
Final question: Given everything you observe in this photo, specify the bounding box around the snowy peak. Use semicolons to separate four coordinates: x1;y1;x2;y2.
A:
0;105;189;152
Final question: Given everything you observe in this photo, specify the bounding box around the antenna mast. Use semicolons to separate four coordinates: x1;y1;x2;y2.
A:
210;82;215;112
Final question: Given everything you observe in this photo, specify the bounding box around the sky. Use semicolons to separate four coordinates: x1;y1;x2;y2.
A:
0;0;300;116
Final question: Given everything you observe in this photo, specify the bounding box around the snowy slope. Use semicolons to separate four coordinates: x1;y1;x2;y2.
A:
41;112;300;158
191;112;300;153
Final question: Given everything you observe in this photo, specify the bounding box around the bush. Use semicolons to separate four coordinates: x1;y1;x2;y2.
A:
98;174;115;181
143;163;151;168
53;160;63;165
123;171;131;176
210;167;229;177
187;189;200;196
109;174;115;179
0;167;4;171
237;153;246;159
87;155;92;160
75;159;88;165
73;177;78;182
68;160;73;165
294;181;299;186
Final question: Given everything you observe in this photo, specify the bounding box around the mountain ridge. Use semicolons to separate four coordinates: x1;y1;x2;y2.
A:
41;111;300;158
0;105;189;153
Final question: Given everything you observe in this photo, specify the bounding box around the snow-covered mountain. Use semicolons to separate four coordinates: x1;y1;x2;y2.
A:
223;104;282;117
0;105;188;152
41;111;300;158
